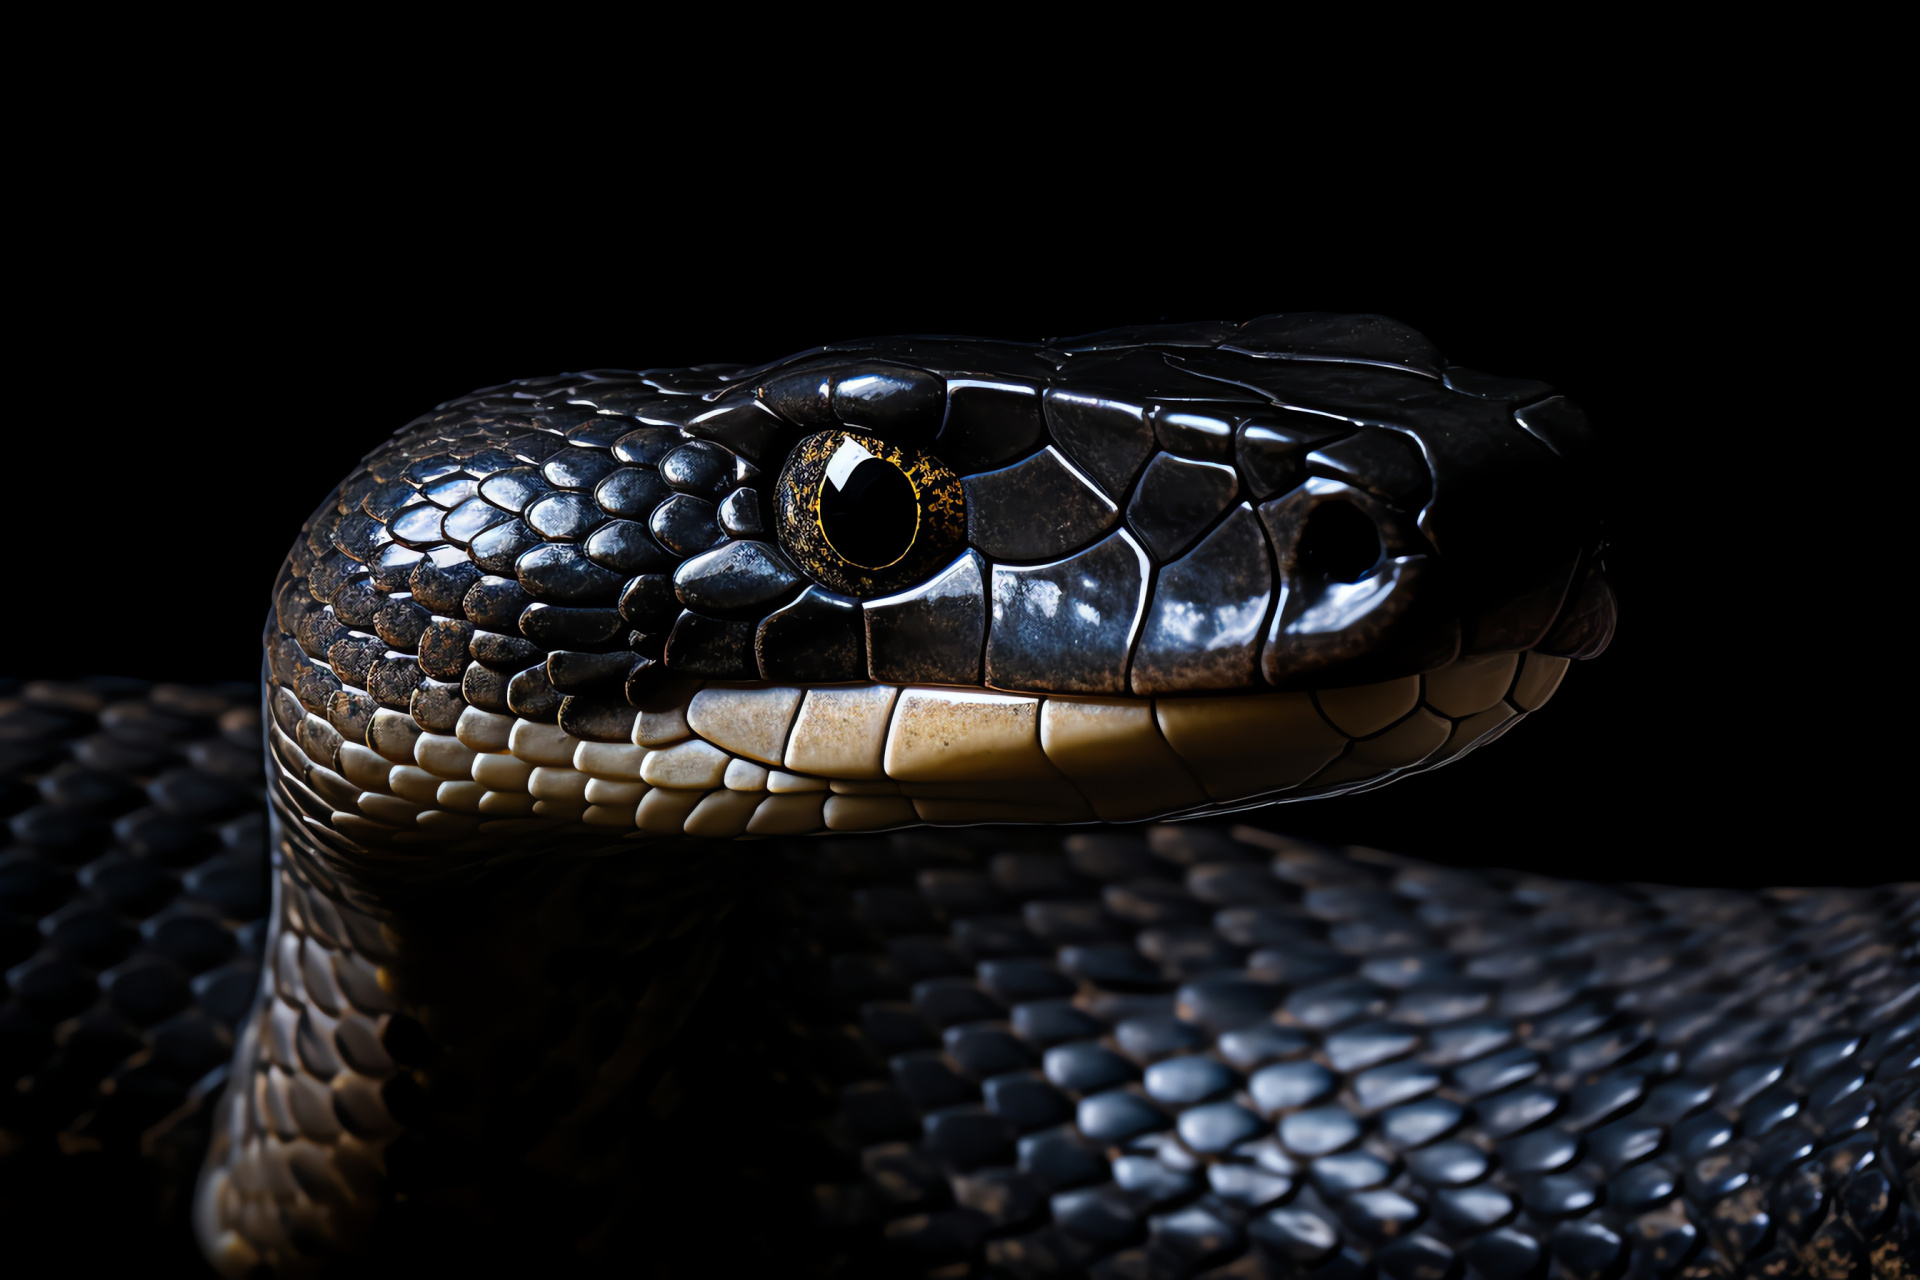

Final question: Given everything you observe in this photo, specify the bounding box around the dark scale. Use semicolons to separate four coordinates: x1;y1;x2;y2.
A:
8;319;1918;1276
0;681;264;1274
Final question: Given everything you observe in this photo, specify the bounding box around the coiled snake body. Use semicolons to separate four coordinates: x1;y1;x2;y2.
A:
0;316;1913;1277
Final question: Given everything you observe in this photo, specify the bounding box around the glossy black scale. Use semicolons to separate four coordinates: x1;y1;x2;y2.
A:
15;323;1920;1276
0;681;265;1274
290;317;1625;723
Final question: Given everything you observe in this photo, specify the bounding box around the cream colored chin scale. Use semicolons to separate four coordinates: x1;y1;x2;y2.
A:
268;653;1567;845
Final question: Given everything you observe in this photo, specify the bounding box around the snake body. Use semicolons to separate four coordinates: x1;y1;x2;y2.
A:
1;316;1914;1275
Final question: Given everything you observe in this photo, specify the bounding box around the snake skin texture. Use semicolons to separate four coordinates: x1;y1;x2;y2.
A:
2;680;1918;1275
256;314;1613;854
6;315;1918;1275
0;679;264;1266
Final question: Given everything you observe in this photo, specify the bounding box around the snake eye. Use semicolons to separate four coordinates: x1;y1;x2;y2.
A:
819;438;919;569
775;430;966;598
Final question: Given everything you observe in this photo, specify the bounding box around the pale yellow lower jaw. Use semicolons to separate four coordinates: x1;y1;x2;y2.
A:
274;653;1569;847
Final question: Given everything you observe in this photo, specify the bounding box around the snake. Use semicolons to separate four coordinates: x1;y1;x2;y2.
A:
0;314;1913;1278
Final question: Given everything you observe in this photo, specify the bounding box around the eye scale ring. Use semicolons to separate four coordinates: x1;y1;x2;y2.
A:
775;430;965;599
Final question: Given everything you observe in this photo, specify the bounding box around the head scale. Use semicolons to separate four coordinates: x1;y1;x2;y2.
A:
265;314;1613;878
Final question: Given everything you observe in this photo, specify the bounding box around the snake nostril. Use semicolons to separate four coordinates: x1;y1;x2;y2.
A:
1294;500;1382;583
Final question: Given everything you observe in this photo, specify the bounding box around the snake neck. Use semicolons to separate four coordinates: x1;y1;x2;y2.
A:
194;809;831;1275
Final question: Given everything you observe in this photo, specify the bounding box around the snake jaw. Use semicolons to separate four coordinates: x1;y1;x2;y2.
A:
266;650;1569;857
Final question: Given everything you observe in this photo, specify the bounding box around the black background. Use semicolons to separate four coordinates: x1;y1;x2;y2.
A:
8;185;1894;890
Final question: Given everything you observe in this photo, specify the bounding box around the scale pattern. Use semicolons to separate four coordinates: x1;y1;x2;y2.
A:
264;316;1614;849
8;315;1914;1275
3;685;1918;1274
797;825;1920;1279
0;679;264;1264
202;816;1920;1278
261;638;1572;843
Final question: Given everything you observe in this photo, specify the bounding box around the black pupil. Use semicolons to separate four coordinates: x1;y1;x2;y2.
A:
820;456;919;569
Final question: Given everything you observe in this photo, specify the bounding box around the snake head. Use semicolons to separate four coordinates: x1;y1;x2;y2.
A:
266;315;1612;863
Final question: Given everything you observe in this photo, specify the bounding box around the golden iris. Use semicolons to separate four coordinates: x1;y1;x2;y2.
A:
774;431;966;598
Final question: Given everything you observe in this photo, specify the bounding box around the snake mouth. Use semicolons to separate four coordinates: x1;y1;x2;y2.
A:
268;649;1570;853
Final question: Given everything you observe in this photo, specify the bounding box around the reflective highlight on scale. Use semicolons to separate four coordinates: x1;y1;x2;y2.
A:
258;312;1617;855
42;315;1889;1277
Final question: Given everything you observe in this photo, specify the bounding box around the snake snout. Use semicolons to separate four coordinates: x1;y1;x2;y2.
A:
1260;474;1455;689
1537;556;1616;660
1292;497;1382;583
